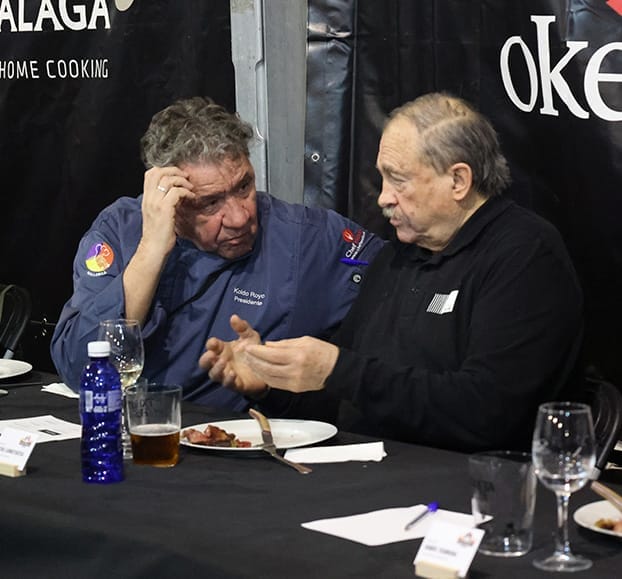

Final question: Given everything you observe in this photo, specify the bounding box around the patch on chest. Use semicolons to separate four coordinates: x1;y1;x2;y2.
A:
426;289;459;315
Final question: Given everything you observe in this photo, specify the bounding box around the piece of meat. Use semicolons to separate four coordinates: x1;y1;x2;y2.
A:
595;517;622;533
182;428;212;444
182;425;251;448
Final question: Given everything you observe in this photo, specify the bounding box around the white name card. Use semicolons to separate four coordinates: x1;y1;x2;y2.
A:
0;426;38;476
413;521;484;579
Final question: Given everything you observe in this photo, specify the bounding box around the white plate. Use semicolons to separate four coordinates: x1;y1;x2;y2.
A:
0;359;33;380
181;418;337;452
573;500;622;538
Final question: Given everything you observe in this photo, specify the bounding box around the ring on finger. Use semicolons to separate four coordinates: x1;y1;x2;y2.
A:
157;184;168;193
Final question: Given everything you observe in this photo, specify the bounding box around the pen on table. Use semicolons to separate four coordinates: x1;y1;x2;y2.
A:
340;258;369;266
404;501;439;531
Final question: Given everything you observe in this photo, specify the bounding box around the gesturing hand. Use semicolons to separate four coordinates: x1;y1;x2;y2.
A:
199;315;268;396
243;337;339;393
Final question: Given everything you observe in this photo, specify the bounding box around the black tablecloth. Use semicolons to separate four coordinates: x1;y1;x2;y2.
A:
1;383;622;578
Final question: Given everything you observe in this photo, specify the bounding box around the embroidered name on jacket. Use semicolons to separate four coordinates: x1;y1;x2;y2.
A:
233;287;266;306
426;290;459;315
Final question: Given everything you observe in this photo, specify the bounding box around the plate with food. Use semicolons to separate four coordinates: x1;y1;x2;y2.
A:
573;500;622;537
0;359;33;380
181;418;337;452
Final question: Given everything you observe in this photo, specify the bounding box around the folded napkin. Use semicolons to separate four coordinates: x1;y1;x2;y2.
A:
302;505;475;546
42;382;80;399
284;442;387;463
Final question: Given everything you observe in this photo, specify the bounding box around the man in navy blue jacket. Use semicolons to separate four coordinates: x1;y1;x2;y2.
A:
51;97;383;410
201;93;583;451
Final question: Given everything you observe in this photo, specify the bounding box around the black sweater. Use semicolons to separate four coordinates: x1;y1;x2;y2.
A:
262;196;584;452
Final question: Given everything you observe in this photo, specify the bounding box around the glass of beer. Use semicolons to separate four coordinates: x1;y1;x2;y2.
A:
125;383;182;467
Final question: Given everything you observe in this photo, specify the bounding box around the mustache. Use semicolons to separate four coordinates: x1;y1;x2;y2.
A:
382;207;395;219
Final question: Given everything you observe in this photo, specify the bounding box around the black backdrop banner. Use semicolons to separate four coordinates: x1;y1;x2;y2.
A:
2;1;621;382
327;0;622;383
0;1;234;368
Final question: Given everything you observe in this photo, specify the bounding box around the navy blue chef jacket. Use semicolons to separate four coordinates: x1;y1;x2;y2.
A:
51;191;384;411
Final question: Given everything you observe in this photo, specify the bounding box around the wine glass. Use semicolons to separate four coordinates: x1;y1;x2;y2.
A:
532;401;596;572
98;319;144;460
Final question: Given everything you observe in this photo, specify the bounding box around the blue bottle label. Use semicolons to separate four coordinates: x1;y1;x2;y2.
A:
107;389;122;412
82;389;122;413
83;390;93;412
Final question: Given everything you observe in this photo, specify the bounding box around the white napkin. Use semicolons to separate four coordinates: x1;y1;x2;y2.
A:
284;442;387;463
302;505;475;546
41;382;80;399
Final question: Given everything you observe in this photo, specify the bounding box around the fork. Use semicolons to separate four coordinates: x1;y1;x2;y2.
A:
249;408;312;474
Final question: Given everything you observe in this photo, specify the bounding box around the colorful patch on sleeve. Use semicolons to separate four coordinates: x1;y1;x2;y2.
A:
341;228;365;259
85;242;115;273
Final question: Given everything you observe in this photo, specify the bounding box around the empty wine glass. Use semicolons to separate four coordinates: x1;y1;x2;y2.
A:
532;401;596;572
98;319;144;460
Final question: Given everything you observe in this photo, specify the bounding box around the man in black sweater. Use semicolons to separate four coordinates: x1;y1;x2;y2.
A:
200;92;583;452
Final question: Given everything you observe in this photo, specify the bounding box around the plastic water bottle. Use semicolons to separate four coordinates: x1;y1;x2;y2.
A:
80;340;123;483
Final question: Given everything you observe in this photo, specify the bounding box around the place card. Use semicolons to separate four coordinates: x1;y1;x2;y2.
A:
413;521;484;579
0;426;39;477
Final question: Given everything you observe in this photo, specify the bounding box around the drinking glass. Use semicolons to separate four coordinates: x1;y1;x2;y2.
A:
470;451;536;557
98;319;144;460
126;383;182;467
532;402;596;572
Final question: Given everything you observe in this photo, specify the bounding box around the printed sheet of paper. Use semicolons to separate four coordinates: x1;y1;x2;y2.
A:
0;415;81;443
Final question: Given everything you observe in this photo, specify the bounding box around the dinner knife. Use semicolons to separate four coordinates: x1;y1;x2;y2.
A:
591;480;622;514
248;408;312;474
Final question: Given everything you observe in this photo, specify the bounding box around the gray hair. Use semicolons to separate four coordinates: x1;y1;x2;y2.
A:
388;93;511;197
140;97;254;168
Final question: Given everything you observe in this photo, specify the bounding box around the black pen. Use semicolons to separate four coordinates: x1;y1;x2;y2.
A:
404;501;439;531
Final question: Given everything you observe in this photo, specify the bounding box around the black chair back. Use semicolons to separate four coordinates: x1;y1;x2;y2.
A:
0;284;32;359
587;376;622;479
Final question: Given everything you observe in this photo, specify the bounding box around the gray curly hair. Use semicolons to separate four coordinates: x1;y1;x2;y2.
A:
388;93;511;198
140;97;254;168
